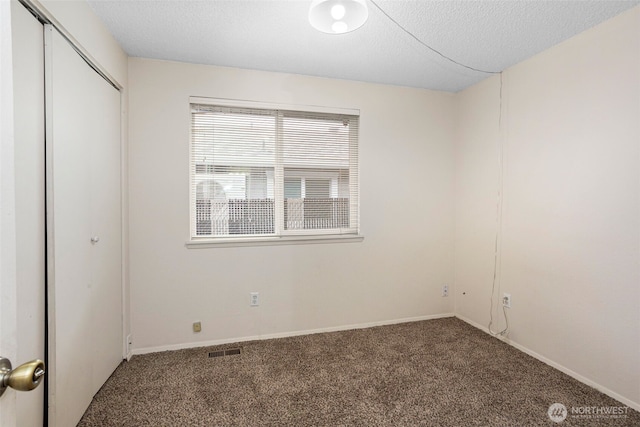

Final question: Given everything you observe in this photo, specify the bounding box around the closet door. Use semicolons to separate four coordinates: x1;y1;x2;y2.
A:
12;3;45;426
45;25;122;427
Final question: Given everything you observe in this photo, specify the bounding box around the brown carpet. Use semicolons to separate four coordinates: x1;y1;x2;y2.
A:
78;317;639;426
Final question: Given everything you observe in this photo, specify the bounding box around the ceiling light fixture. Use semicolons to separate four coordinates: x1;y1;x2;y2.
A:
309;0;368;34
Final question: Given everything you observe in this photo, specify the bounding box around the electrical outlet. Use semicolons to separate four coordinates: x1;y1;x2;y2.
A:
250;292;259;306
442;285;449;297
502;293;511;308
193;321;202;332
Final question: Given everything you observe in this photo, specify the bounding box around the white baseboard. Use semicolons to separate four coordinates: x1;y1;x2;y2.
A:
455;314;640;413
132;312;455;356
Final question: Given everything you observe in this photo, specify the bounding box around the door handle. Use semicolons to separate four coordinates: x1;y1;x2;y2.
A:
0;357;46;397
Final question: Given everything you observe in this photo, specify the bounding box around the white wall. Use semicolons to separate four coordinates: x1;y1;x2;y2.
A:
39;0;127;86
128;58;456;351
455;6;640;409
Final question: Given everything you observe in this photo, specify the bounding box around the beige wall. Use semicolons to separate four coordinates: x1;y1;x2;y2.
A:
128;58;456;352
39;0;127;86
455;6;639;408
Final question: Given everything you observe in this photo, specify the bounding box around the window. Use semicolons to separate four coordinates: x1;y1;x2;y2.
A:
190;98;359;243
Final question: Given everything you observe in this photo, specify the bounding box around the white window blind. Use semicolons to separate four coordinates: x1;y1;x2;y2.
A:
190;101;359;241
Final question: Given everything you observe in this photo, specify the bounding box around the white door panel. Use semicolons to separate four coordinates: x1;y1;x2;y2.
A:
12;2;46;426
45;25;122;427
88;56;122;393
0;0;18;424
46;24;94;427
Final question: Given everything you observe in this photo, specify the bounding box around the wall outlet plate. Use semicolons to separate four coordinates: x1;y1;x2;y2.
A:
193;321;202;332
442;285;449;297
502;293;511;308
250;292;259;306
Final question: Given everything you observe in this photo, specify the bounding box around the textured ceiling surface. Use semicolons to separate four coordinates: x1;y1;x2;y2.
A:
87;0;639;92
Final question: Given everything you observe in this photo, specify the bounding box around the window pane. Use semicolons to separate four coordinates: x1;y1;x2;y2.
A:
282;113;350;170
284;178;301;199
192;105;276;237
305;179;330;198
283;168;349;231
195;166;274;236
282;111;353;232
192;107;275;168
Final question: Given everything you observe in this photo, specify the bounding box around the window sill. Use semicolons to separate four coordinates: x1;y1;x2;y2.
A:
185;234;364;249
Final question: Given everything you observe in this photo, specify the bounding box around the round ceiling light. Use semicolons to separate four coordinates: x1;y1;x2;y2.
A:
309;0;369;34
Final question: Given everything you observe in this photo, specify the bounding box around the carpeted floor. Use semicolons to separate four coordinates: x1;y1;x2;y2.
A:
78;317;639;426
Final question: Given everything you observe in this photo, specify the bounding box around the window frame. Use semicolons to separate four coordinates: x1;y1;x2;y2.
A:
186;97;363;248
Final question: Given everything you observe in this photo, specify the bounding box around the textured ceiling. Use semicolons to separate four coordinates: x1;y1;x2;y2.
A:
87;0;639;92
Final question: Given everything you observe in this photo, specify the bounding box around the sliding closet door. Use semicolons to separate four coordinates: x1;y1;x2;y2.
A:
45;25;122;427
12;3;45;426
88;43;123;393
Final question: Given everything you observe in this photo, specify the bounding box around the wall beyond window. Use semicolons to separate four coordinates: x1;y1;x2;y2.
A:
128;58;456;352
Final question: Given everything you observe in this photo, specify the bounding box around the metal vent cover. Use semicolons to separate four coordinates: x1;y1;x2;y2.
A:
208;347;242;358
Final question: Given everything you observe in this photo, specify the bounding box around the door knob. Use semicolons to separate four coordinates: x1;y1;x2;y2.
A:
0;357;46;397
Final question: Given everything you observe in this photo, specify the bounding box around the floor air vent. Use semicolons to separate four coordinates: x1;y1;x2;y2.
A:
209;348;242;358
